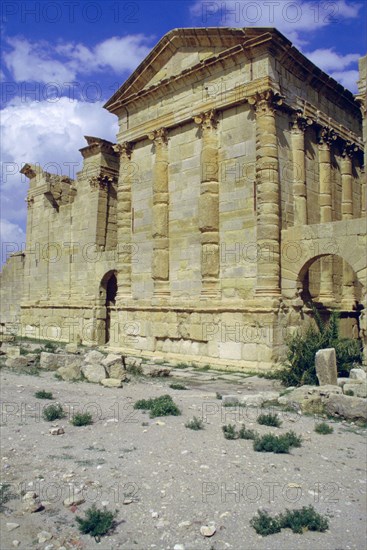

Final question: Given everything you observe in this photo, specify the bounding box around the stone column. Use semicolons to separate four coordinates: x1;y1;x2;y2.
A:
291;113;312;226
194;110;220;297
113;142;133;301
148;128;170;298
248;90;282;298
318;127;337;302
341;143;356;309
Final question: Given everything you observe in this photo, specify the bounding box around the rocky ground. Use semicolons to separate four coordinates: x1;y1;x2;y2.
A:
0;360;366;550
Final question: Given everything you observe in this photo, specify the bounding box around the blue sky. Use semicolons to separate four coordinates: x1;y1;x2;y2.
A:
1;0;366;262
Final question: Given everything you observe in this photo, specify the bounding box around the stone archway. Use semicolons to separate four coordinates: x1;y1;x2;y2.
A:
99;270;118;344
297;254;363;340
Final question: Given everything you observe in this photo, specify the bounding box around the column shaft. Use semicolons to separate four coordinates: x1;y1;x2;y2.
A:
249;91;281;297
114;142;133;301
149;128;170;297
341;147;355;308
194;110;220;297
291;115;309;225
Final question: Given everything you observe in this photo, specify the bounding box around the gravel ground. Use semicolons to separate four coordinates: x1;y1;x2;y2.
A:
0;368;366;550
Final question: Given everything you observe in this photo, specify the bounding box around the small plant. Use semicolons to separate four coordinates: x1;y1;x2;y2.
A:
126;364;143;376
253;433;290;453
42;403;65;421
253;431;302;453
257;412;282;427
71;412;93;426
134;394;181;418
0;483;14;511
34;390;54;400
216;392;222;400
169;383;187;390
314;422;334;435
250;510;282;536
238;425;257;440
196;364;211;372
222;424;238;440
44;341;58;353
76;504;116;542
283;430;302;448
344;389;354;396
250;506;328;536
175;362;190;369
185;416;204;430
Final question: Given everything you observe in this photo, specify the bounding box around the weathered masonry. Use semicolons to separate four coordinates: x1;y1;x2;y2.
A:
1;28;366;370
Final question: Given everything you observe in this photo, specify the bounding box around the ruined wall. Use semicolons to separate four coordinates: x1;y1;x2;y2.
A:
0;253;24;332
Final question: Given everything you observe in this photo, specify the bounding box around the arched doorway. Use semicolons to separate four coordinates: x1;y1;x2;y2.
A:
297;254;363;340
99;271;118;344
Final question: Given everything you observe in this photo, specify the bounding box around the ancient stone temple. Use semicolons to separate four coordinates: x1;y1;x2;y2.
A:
1;28;366;370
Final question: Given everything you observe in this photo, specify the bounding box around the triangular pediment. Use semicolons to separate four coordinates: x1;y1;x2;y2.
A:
104;27;287;113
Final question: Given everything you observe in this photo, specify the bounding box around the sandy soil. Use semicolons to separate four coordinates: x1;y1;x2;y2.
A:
0;368;366;550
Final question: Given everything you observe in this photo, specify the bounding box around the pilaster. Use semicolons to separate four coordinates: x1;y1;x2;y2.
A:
148;128;170;298
194;110;220;297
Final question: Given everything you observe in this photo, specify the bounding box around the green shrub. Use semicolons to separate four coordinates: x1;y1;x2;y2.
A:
253;433;290;453
34;390;54;400
257;412;282;427
169;383;187;390
185;416;204;430
344;389;354;396
279;308;362;387
314;422;333;435
216;392;222;400
0;484;14;511
253;431;302;453
42;403;65;421
280;506;329;534
134;395;181;418
250;506;328;536
71;412;93;426
238;425;257;440
283;430;302;448
222;424;237;440
44;341;58;353
250;510;282;536
76;505;116;542
126;364;143;376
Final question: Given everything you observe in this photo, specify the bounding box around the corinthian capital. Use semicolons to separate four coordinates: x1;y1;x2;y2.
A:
318;126;337;146
148;127;168;146
342;141;359;158
248;90;283;114
193;109;218;130
113;141;133;159
291;111;314;132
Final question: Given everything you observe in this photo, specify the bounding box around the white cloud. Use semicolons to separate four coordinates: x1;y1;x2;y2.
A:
0;219;26;262
303;48;360;92
329;70;359;92
3;34;152;84
190;0;362;47
0;97;118;253
304;49;360;72
4;37;76;83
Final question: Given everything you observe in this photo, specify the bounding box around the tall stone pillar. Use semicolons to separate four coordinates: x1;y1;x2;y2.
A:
318;127;336;303
194;110;220;297
113;142;133;301
248;91;282;298
291;113;311;226
148;128;170;298
341;143;356;309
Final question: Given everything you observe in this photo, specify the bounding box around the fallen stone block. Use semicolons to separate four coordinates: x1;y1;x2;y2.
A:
84;350;104;364
324;393;367;421
349;368;367;381
315;348;337;386
142;364;171;377
343;382;367;398
65;343;79;354
100;378;123;388
81;363;106;383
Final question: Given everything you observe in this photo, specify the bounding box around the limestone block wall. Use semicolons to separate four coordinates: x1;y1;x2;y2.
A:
0;252;24;330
